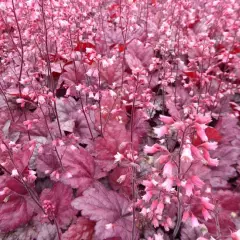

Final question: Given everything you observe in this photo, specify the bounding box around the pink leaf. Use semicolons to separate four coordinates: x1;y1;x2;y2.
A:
129;109;149;139
58;145;95;192
72;182;138;240
205;213;235;237
95;90;128;127
1;141;36;174
58;61;85;87
62;217;95;240
36;144;61;177
0;193;35;232
180;222;203;240
125;53;143;72
40;182;75;228
37;144;95;194
0;221;58;240
56;98;97;141
94;122;137;176
217;191;240;212
100;59;124;86
126;39;154;68
108;166;132;197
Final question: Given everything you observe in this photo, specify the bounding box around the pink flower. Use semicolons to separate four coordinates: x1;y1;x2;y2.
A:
142;180;154;188
162;161;173;178
152;217;159;228
191;145;204;160
195;123;208;142
105;223;114;230
232;229;240;240
11;169;19;177
191;176;205;188
117;175;126;183
38;95;45;104
185;180;194;196
155;202;164;215
159;115;174;124
199;141;218;150
114;152;124;163
202;207;212;221
144;144;162;154
201;197;214;210
156;155;170;164
191;213;199;227
150;199;158;210
208;157;219;166
195;114;212;124
154;233;164;240
142;191;153;202
202;148;219;166
140;207;148;216
16;98;24;103
153;126;168;138
182;211;190;222
181;146;194;162
162;178;174;191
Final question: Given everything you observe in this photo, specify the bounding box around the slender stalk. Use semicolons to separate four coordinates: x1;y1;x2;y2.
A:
97;61;103;136
40;0;63;138
173;124;192;238
130;79;140;240
39;105;64;170
11;0;31;141
0;82;14;121
68;30;94;141
54;218;62;240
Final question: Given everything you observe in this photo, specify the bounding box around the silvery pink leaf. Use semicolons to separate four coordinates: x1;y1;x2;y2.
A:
72;182;138;240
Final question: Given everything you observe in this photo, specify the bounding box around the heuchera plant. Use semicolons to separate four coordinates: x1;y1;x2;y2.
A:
0;0;240;239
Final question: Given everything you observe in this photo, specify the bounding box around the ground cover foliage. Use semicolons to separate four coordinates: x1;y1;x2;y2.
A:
0;0;240;239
